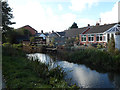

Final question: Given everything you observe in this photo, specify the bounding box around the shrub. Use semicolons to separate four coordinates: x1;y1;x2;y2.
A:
114;48;120;55
2;43;11;47
13;44;23;49
97;44;102;49
108;36;115;53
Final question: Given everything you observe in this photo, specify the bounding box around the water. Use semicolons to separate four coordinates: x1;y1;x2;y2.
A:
27;53;120;88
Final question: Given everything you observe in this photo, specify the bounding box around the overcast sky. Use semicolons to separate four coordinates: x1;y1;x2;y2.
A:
8;0;119;33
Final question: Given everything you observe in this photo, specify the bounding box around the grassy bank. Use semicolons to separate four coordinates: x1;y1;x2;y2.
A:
55;48;120;72
2;46;78;88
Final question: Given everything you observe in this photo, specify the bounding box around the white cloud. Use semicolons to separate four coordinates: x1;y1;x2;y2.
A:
8;0;119;33
100;2;118;24
69;0;99;12
58;4;63;11
77;18;96;27
8;0;77;32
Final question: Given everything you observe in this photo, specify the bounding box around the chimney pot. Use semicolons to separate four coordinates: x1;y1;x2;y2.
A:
88;24;90;26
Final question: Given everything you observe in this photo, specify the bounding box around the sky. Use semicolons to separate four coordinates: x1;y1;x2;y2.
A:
7;0;119;33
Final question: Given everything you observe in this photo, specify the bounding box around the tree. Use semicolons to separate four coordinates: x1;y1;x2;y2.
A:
2;1;15;32
108;36;115;53
3;29;19;44
70;22;78;29
30;37;35;42
16;28;32;37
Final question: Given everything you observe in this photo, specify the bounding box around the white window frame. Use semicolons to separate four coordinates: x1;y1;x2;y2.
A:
103;35;106;42
81;35;86;42
88;34;94;42
96;34;103;42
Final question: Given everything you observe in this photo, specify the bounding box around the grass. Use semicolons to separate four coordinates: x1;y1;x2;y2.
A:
2;45;79;88
56;48;120;72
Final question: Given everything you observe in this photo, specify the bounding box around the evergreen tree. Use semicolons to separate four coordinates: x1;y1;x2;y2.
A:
70;22;78;29
2;1;15;32
108;36;115;53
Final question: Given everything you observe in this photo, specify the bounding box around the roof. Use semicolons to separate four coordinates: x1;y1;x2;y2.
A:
48;32;59;37
35;33;49;37
44;33;49;36
18;25;38;33
104;24;120;33
64;27;88;37
64;23;117;37
47;31;65;38
56;32;65;37
23;25;37;32
85;23;116;34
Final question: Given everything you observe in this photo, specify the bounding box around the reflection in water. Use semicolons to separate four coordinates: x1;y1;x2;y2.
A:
28;53;120;88
108;73;120;88
56;61;114;88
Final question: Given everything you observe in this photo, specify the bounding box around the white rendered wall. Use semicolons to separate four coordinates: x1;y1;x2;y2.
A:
115;35;120;50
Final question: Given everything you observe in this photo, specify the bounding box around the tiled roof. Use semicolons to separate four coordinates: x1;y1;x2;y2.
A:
64;23;117;37
57;32;65;37
64;27;88;37
44;33;49;36
85;23;116;34
104;24;120;33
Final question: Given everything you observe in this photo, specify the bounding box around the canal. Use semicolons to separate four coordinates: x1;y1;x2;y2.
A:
28;53;120;88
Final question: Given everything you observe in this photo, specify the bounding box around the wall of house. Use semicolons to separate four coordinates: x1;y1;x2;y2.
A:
24;26;37;35
46;37;50;45
40;34;46;39
79;34;105;45
115;35;120;50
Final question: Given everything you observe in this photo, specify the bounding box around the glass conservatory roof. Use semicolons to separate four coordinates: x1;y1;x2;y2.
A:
104;24;120;33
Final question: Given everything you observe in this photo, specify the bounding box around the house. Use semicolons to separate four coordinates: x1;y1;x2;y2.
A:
64;27;89;39
35;30;48;40
64;25;92;46
34;30;48;45
46;31;65;46
18;25;38;35
55;32;65;46
15;25;38;43
79;23;120;49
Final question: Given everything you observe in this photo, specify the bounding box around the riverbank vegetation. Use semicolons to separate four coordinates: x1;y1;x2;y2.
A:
2;45;78;88
55;48;120;72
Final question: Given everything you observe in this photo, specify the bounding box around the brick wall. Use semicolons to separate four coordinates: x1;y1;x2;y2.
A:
80;34;105;45
24;26;37;35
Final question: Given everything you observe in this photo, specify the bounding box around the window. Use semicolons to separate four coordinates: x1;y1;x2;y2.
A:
96;34;103;41
103;36;106;41
81;35;86;42
88;35;94;42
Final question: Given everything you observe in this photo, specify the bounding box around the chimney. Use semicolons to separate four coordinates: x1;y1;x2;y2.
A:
96;22;100;26
52;30;54;33
88;24;90;27
41;30;43;33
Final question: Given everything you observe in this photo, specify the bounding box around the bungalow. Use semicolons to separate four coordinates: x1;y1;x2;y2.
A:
79;23;120;49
